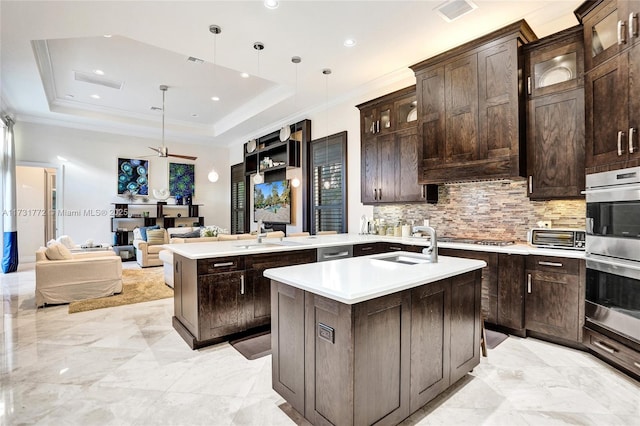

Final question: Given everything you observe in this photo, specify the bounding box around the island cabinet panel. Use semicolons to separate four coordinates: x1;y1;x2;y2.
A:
173;256;198;339
410;279;451;410
271;281;305;414
271;268;482;426
198;271;244;341
244;249;316;330
450;271;482;384
353;291;411;426
525;256;585;343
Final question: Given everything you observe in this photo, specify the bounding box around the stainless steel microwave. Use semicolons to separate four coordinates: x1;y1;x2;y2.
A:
528;228;586;250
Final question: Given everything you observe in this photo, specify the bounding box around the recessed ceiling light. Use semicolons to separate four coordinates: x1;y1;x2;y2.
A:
103;34;112;38
211;96;220;101
264;0;279;9
343;38;357;47
90;94;101;99
93;69;105;75
240;72;250;78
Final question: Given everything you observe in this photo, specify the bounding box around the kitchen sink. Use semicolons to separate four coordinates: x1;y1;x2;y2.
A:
375;254;432;265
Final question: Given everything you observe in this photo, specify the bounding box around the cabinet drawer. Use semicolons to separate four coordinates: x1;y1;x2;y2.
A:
245;249;316;269
584;328;640;377
526;256;580;275
197;256;244;275
353;243;385;257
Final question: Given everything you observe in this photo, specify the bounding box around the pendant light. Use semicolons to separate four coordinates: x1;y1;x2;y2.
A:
253;41;265;185
207;24;221;183
322;68;331;190
290;56;302;189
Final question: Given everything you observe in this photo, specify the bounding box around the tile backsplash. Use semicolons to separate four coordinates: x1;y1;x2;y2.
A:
373;179;586;242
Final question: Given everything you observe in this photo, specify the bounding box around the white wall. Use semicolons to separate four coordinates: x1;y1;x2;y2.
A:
14;122;231;246
15;166;45;261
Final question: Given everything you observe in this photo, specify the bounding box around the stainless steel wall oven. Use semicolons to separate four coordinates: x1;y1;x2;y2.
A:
585;167;640;345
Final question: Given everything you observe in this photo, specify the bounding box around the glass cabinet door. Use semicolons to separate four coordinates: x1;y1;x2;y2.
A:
362;108;378;137
394;95;418;131
584;0;625;71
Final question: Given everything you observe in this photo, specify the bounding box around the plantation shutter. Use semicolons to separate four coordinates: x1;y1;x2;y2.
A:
231;163;246;234
310;132;347;234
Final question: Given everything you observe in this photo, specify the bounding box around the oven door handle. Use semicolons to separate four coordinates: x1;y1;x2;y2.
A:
584;183;640;203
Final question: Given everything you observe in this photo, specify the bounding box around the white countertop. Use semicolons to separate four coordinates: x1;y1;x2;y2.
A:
264;252;487;304
163;233;585;260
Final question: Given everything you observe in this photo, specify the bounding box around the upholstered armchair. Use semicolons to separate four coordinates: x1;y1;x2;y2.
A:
35;246;122;307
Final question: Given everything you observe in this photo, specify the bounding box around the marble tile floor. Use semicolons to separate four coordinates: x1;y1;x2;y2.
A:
1;262;639;426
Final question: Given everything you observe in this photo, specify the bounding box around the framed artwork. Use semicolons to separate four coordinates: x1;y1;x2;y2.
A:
117;158;149;195
169;162;195;196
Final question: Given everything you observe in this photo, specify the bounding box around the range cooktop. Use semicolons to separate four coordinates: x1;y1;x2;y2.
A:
438;237;515;246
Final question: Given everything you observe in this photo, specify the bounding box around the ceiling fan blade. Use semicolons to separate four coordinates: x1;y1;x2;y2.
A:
168;153;198;161
148;146;162;155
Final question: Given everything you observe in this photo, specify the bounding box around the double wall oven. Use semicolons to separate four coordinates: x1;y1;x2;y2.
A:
585;167;640;345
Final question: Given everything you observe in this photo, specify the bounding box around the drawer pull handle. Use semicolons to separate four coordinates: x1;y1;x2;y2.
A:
529;175;533;193
361;247;373;251
527;273;532;294
240;274;245;295
374;188;377;200
634;361;640;369
323;251;350;259
618;19;627;45
630;13;639;38
389;246;402;251
538;261;563;267
213;261;234;268
593;340;617;354
630;127;637;154
618;131;625;156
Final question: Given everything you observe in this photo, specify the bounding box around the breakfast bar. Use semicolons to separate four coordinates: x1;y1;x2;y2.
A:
265;252;486;426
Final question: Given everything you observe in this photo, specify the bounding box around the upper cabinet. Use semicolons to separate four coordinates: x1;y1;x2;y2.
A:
577;0;640;71
524;26;586;199
576;0;640;173
357;86;425;204
410;21;537;183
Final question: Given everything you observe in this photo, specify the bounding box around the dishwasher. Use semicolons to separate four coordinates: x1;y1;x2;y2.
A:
317;245;353;262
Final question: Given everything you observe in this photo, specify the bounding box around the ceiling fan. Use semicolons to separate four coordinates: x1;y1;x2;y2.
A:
147;85;197;161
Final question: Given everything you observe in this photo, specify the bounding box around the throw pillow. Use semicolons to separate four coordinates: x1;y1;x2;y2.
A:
146;229;166;245
137;225;160;241
200;225;227;237
56;235;76;249
170;230;201;238
44;242;72;260
133;228;143;241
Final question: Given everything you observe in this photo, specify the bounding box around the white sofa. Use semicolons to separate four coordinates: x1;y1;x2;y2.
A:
159;231;285;288
35;247;122;307
133;226;210;268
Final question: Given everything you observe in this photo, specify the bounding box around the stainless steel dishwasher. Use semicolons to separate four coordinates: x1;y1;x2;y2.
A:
316;245;353;262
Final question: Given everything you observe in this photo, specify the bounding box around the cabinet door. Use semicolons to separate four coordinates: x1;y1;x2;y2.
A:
377;133;397;202
449;270;481;384
527;88;585;199
395;94;418;131
478;41;518;162
410;279;450;411
627;42;640;164
395;127;425;202
198;271;244;340
361;106;379;139
497;254;525;330
445;53;479;164
528;36;583;98
416;66;446;172
361;137;379;204
525;265;581;342
585;53;629;170
584;0;626;71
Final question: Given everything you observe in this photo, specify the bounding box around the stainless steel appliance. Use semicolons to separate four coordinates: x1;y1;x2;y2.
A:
585;166;640;344
527;228;586;250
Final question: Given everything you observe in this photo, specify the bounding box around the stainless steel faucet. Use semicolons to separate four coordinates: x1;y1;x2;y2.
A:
412;225;438;263
256;219;267;243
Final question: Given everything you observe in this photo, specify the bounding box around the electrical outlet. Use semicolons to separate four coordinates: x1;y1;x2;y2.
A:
540;221;552;229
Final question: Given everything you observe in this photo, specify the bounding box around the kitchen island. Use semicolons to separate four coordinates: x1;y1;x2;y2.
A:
264;252;486;426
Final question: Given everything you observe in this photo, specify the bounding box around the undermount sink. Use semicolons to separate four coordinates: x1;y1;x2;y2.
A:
375;254;432;265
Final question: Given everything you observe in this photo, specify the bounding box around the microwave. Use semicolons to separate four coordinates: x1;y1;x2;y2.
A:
528;228;586;250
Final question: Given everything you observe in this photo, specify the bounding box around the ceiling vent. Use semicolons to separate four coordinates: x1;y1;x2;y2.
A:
187;56;204;64
73;71;123;90
435;0;478;22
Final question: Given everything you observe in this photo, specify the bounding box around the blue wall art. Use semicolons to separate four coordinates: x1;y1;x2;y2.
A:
117;158;149;195
169;162;195;197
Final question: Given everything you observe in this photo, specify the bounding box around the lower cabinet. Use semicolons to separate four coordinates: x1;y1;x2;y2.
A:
173;250;316;349
583;327;640;379
272;270;482;426
525;256;585;342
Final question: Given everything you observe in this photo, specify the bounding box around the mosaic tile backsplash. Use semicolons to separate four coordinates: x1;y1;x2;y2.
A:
373;179;586;243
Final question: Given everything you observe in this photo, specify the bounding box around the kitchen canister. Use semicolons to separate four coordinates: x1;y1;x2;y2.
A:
402;224;411;237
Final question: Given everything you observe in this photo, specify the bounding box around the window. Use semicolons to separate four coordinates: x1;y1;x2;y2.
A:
230;163;247;234
310;131;347;234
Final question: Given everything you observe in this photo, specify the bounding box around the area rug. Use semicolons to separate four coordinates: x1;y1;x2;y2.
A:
485;329;509;349
230;331;272;360
68;267;171;313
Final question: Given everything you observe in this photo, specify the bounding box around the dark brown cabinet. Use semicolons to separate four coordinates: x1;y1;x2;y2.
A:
577;0;640;173
525;256;585;343
410;21;536;183
272;270;482;426
525;26;585;200
358;86;425;204
173;250;316;349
